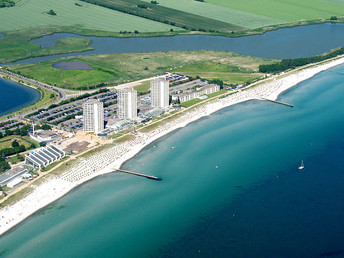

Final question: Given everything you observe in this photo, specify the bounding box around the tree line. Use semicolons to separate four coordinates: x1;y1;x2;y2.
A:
259;47;344;73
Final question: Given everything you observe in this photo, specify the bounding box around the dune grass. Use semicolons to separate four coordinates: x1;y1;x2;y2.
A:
7;50;275;89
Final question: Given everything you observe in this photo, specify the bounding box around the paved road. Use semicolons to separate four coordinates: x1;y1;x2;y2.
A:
0;68;68;100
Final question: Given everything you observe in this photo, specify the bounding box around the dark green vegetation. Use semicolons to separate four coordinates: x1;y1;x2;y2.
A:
0;157;10;173
0;0;14;8
80;0;243;33
259;47;344;73
0;124;41;159
47;9;57;16
8;50;273;89
0;28;93;63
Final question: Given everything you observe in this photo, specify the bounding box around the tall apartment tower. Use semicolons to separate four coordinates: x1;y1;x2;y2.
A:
150;78;169;108
83;99;104;134
118;88;137;120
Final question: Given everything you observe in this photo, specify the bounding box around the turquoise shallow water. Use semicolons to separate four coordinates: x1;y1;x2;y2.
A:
1;64;344;257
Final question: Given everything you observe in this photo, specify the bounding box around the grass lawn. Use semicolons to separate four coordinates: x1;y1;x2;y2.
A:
0;135;39;150
174;61;264;85
0;0;176;33
207;0;344;22
134;81;150;94
8;50;275;89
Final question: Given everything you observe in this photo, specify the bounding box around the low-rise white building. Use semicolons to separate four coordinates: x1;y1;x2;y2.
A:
25;145;65;169
178;84;220;103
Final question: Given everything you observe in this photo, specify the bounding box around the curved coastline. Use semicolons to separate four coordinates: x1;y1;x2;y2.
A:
1;56;344;237
0;75;41;117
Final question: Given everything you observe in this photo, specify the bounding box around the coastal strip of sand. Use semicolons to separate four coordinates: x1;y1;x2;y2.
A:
1;56;344;237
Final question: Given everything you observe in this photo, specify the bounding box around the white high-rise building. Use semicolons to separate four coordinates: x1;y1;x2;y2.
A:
118;88;137;120
150;78;169;108
83;99;104;134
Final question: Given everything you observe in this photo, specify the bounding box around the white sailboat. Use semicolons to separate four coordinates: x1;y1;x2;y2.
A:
298;160;304;170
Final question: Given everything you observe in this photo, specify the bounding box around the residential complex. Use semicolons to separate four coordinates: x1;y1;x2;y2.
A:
178;84;220;103
151;78;169;108
83;99;104;134
118;88;138;120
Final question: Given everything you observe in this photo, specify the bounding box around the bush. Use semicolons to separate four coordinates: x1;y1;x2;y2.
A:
47;9;57;15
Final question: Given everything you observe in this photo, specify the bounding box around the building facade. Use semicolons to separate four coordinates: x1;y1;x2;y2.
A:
118;88;138;120
83;99;104;134
150;78;169;108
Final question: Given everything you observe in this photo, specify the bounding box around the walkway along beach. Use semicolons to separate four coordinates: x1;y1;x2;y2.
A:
1;56;344;236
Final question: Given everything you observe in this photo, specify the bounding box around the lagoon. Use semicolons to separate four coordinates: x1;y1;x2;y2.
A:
10;23;344;65
0;77;40;117
0;63;343;257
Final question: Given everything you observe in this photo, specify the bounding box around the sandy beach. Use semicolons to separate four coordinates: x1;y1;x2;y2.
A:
1;56;344;236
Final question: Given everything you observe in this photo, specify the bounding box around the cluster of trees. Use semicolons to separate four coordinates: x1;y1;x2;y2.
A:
0;140;29;158
0;124;31;139
0;0;15;8
0;157;10;173
259;47;344;73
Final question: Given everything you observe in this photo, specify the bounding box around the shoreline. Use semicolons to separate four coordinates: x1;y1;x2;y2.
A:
1;56;344;237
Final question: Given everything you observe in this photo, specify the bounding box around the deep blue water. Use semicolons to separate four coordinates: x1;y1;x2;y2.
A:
0;77;40;117
0;63;344;257
10;23;344;65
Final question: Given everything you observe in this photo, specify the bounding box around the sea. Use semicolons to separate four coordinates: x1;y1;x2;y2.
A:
0;64;344;257
0;77;40;117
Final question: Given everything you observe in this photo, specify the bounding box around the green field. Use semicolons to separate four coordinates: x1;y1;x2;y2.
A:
0;0;176;32
207;0;344;22
174;62;264;85
142;0;283;29
80;0;243;33
7;50;275;89
134;81;150;94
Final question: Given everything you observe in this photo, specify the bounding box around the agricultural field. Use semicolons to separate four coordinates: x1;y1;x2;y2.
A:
80;0;243;33
206;0;344;22
7;50;276;89
0;0;177;32
141;0;283;29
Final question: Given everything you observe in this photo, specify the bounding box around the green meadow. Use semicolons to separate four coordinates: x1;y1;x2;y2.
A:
7;50;274;89
207;0;344;22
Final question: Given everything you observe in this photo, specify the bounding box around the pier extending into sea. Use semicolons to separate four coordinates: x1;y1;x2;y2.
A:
115;169;161;181
261;98;294;107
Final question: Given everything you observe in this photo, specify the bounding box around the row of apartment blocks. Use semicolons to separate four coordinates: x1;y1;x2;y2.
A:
81;78;169;134
82;78;221;134
176;84;220;103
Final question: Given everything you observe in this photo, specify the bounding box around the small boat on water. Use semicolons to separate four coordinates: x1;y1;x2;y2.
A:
298;160;304;170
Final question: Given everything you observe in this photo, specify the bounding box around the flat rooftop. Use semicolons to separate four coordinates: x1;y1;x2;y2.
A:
0;166;27;186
